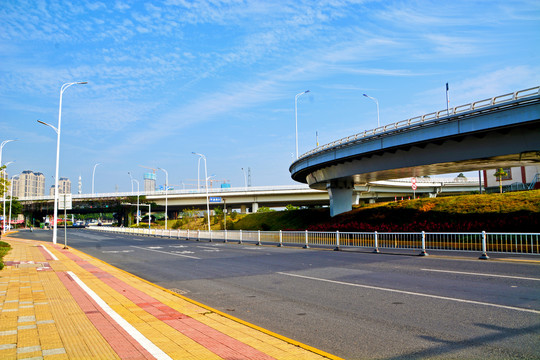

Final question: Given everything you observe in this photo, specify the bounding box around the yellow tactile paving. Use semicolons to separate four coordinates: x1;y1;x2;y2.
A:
1;235;343;360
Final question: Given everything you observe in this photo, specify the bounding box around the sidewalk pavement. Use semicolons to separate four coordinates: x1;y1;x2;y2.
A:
0;235;341;360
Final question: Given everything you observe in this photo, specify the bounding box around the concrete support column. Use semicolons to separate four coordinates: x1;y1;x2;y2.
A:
252;202;259;213
240;204;247;214
327;181;354;217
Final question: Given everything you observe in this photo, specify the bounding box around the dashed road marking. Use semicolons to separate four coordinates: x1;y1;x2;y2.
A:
421;268;540;281
278;272;540;314
130;246;200;259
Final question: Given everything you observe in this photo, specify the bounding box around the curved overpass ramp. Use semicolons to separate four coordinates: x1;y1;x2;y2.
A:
290;87;540;216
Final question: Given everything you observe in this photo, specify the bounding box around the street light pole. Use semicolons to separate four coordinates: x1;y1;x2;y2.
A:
128;171;134;194
241;168;247;190
0;139;16;232
1;162;14;232
196;157;201;191
92;163;101;195
295;90;310;159
39;81;87;244
192;152;211;237
158;167;168;230
8;174;19;232
131;178;140;226
363;93;380;128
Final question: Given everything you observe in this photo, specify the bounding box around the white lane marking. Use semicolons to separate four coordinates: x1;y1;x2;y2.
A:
66;271;173;360
102;250;134;254
130;246;200;259
277;272;540;315
421;268;540;281
40;245;58;261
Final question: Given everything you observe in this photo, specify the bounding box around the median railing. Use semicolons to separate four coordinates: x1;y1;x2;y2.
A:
297;86;540;160
89;227;539;259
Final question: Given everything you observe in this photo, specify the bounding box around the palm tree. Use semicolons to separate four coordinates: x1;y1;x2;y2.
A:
493;168;508;193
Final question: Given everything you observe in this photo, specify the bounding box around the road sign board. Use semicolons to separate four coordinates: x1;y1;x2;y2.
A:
58;194;72;210
411;183;417;190
411;177;417;184
209;197;222;203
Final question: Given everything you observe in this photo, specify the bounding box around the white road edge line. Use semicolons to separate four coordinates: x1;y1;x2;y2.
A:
421;268;540;281
66;271;172;360
130;245;200;259
40;245;58;261
277;272;540;315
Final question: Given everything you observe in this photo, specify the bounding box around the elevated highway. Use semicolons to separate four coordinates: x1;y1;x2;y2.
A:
290;86;540;216
19;179;479;223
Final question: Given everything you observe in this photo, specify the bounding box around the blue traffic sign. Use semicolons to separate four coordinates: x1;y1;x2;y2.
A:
209;197;222;203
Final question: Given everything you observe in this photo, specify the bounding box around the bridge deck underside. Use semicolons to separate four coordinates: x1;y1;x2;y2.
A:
291;101;540;189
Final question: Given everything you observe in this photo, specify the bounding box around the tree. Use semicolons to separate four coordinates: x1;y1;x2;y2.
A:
0;165;8;199
493;168;508;193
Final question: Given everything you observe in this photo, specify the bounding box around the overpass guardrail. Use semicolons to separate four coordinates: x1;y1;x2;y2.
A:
297;86;540;160
89;227;539;259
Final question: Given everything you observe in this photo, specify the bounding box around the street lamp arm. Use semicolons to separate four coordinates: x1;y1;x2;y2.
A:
37;120;59;134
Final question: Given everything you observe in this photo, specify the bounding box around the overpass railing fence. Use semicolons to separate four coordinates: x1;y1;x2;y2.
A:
297;85;540;160
89;227;539;258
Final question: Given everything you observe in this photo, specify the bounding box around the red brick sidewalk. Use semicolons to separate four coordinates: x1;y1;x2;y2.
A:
1;236;341;360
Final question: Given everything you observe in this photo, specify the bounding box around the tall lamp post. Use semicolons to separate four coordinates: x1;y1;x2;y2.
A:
131;178;140;226
1;139;16;232
295;90;310;159
8;174;19;231
92;163;101;195
241;168;247;190
158;167;168;230
128;171;134;194
0;140;16;168
1;161;14;232
38;81;87;244
363;93;380;128
192;152;211;237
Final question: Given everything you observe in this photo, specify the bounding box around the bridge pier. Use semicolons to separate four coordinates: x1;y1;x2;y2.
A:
327;181;354;217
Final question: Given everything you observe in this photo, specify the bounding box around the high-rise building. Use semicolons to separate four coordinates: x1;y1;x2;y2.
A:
49;177;71;196
12;171;46;198
144;173;156;192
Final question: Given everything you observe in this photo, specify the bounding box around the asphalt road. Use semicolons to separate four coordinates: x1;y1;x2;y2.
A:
11;229;540;359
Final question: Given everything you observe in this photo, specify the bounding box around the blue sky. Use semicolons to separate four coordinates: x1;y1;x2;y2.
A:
1;0;539;193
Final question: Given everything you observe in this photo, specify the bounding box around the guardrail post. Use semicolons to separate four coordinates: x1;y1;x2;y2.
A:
224;229;228;243
479;231;489;259
373;231;380;253
334;231;340;251
420;231;428;256
239;229;243;244
303;230;310;249
278;230;283;247
197;230;200;242
187;229;190;240
256;230;261;246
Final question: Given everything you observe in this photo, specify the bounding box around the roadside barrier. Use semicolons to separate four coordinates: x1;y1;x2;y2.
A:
89;227;539;259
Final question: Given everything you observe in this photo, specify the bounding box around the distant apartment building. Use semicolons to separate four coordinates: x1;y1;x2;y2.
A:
11;170;46;198
49;177;71;196
144;173;156;192
483;165;540;192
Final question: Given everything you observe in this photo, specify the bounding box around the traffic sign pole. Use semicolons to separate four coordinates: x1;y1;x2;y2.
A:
411;178;417;199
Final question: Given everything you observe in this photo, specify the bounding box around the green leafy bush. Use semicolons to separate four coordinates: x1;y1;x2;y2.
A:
0;241;12;271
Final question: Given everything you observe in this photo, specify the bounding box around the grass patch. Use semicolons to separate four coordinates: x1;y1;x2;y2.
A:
0;241;12;270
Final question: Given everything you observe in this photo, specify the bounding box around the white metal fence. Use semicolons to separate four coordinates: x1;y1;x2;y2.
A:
89;227;539;258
